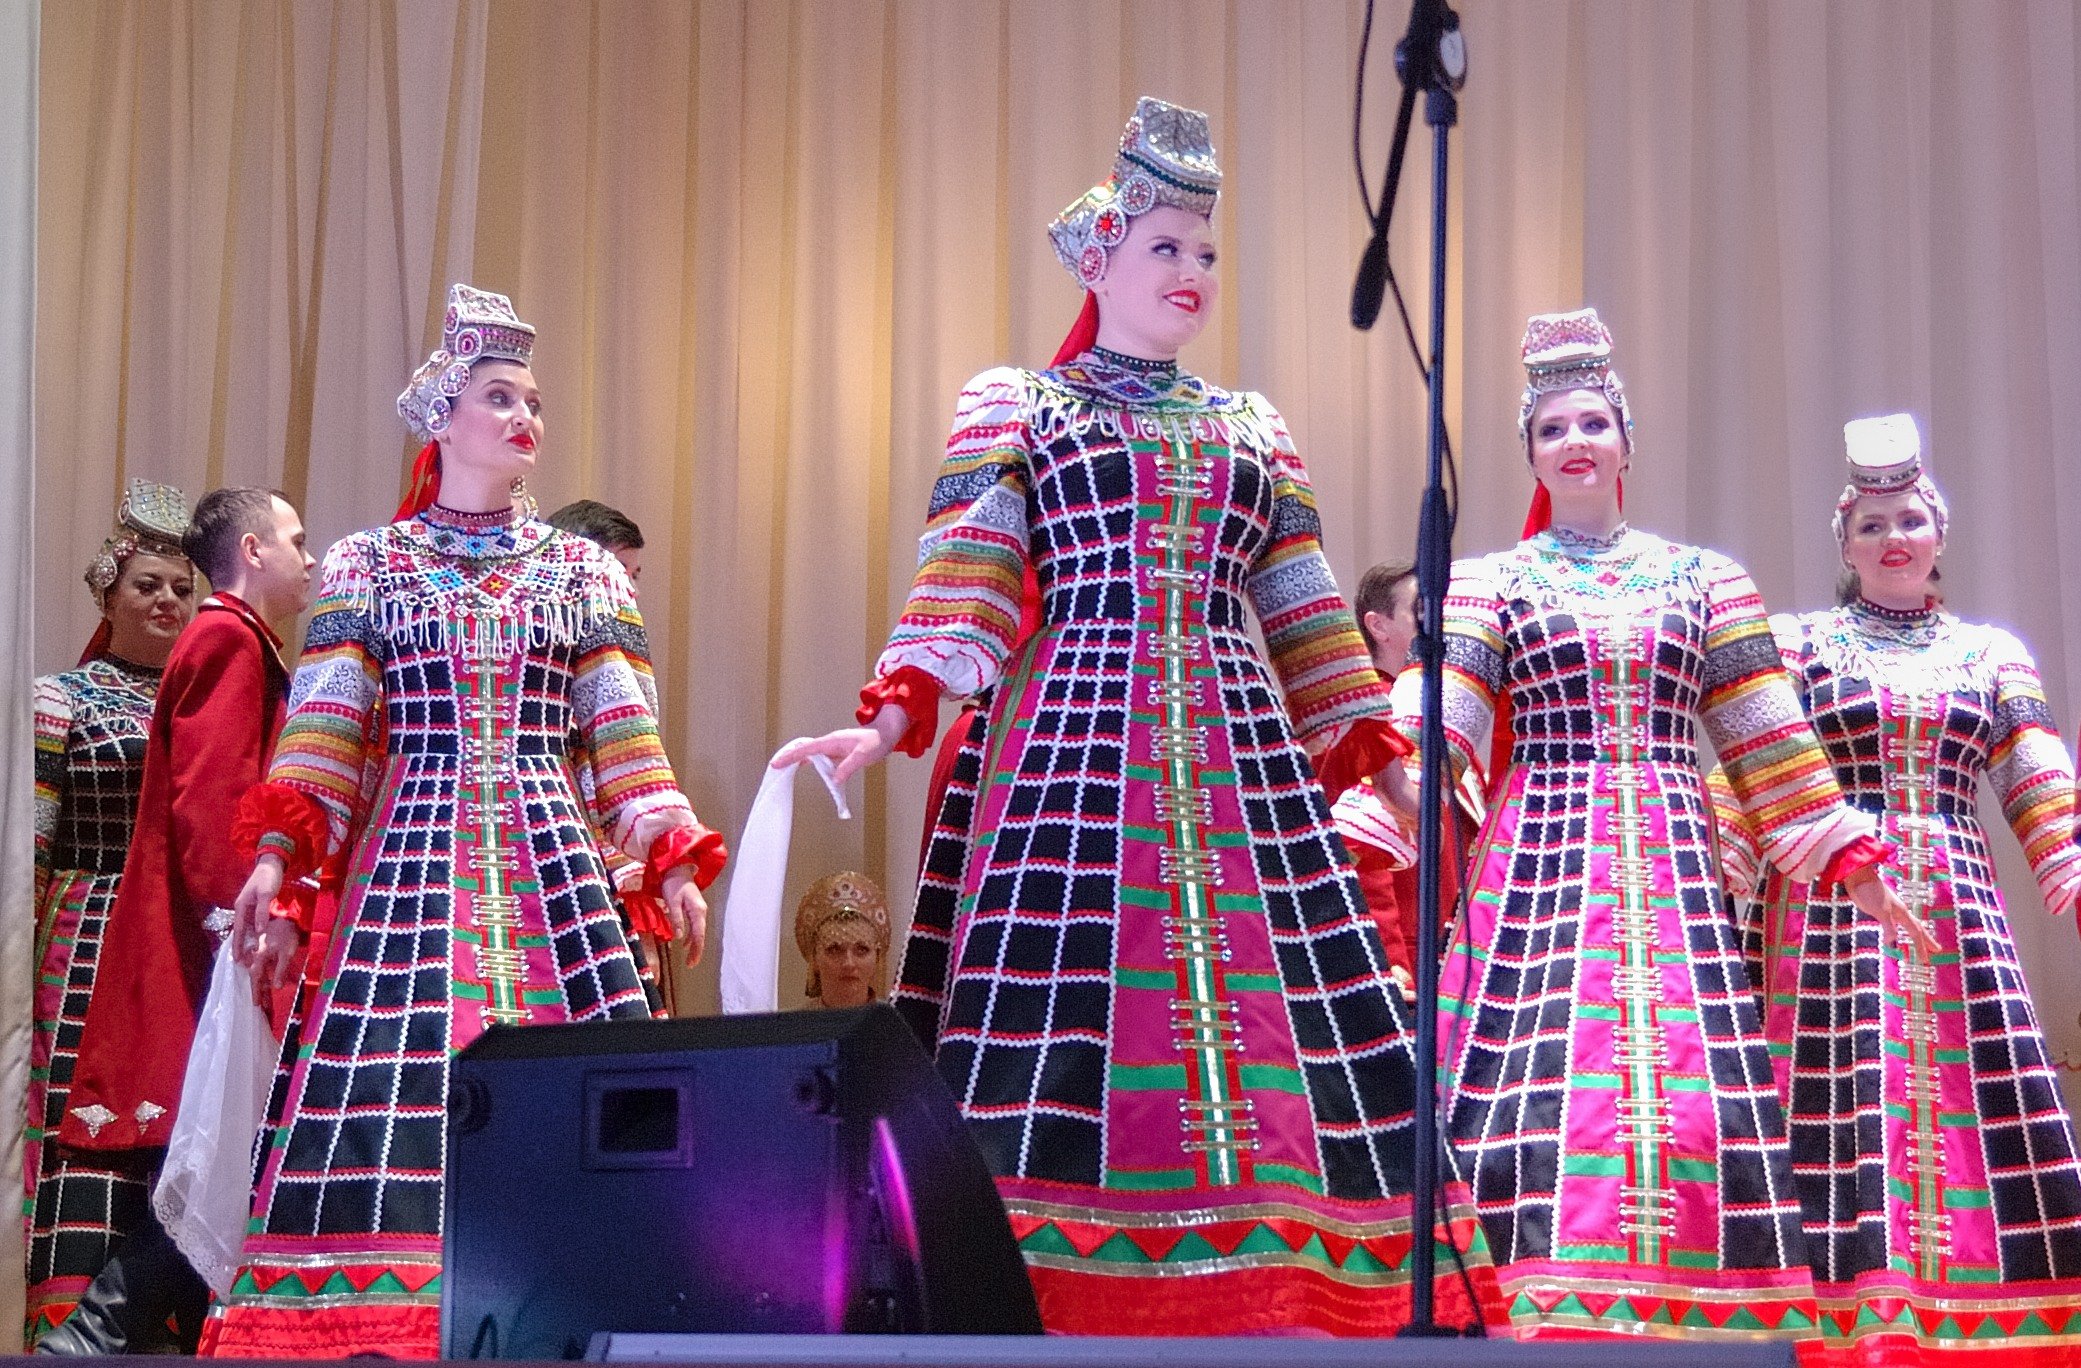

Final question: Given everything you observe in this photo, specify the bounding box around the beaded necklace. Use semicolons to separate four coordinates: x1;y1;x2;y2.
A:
1087;344;1179;377
412;502;538;563
1503;525;1713;612
1543;522;1633;558
1804;600;1988;696
1048;347;1203;408
1852;594;1938;625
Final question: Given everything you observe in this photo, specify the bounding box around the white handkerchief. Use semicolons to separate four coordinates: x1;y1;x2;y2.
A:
718;746;851;1014
154;939;275;1295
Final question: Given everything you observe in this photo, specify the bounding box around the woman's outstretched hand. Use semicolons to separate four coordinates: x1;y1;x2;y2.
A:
771;705;909;786
660;866;710;967
230;854;287;969
1845;864;1939;956
248;919;302;1005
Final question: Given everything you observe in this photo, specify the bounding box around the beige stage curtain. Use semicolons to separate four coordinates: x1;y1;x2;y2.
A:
5;0;40;1337
30;2;2081;1057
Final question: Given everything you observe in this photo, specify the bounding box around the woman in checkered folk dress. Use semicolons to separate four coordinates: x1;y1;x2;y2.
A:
1389;308;1922;1348
1713;416;2081;1365
24;486;194;1345
199;286;725;1358
778;98;1504;1337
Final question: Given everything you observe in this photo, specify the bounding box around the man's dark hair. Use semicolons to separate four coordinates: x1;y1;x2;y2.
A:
1352;560;1416;653
183;487;284;585
545;499;644;551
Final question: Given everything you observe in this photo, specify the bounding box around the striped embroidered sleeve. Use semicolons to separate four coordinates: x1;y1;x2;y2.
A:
572;559;698;860
1982;628;2081;917
1706;611;1810;897
265;534;385;854
1704;763;1762;900
568;733;641;889
1332;782;1416;870
1699;553;1872;880
1243;397;1392;745
872;367;1033;701
1395;555;1505;789
32;673;72;889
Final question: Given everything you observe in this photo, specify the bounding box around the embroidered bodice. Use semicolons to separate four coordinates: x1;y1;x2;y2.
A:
1768;602;2080;911
33;656;162;878
874;359;1387;744
270;501;686;858
1427;525;1870;881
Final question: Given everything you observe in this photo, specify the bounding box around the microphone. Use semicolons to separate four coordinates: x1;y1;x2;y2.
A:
1350;0;1466;332
1352;232;1391;331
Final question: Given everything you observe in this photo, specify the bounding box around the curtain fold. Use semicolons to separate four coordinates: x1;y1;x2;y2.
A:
30;1;2079;1048
3;0;39;1339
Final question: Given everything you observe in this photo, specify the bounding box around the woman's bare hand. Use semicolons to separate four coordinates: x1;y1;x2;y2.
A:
660;866;710;967
771;706;908;786
231;854;287;969
248;918;302;1005
1845;864;1938;956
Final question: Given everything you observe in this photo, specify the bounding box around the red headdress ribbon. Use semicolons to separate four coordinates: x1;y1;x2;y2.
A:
77;620;114;668
395;440;442;522
1051;292;1100;368
1521;476;1624;540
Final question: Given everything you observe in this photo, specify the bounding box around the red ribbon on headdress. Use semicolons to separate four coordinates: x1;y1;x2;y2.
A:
1519;476;1625;538
77;620;114;667
395;440;442;521
1519;485;1553;540
1052;292;1101;367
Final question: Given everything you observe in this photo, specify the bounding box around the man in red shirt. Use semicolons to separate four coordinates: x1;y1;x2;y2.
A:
1333;561;1484;988
40;489;313;1355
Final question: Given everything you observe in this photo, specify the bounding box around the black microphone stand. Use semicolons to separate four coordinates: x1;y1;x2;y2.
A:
1350;0;1466;1339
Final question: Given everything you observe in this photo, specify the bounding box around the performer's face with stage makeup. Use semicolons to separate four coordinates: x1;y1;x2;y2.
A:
440;360;543;482
1841;488;1942;603
1527;388;1627;505
102;550;196;662
814;919;882;1008
1091;205;1219;360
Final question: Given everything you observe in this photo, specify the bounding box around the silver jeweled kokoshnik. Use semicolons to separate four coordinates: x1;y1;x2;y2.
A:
1048;97;1222;289
397;284;536;441
1516;306;1633;448
1833;413;1948;545
84;479;192;606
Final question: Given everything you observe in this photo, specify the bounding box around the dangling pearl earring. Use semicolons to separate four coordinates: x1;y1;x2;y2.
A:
511;476;539;521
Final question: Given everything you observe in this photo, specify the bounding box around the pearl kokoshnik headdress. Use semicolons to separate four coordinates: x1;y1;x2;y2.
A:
1833;413;1947;547
85;480;191;606
397;284;537;442
1048;97;1223;289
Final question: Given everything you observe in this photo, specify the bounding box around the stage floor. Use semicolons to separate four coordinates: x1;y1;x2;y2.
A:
594;1331;1796;1366
0;1339;1804;1367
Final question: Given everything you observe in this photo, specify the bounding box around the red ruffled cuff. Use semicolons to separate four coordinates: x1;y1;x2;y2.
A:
1820;834;1891;888
270;877;320;933
231;782;331;884
620;890;677;943
1314;717;1417;803
855;666;943;759
642;821;729;893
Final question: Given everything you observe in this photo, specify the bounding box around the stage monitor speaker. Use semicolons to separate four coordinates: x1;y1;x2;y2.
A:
444;1003;1043;1359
